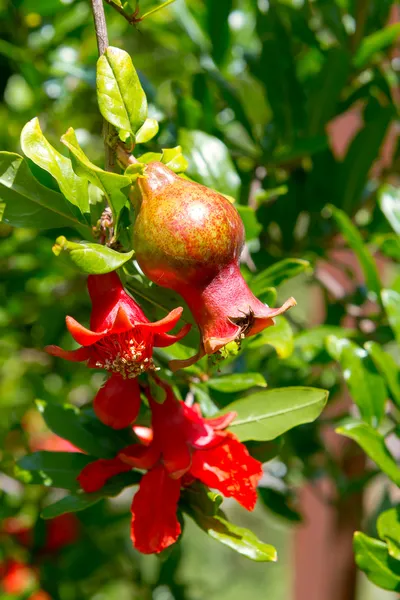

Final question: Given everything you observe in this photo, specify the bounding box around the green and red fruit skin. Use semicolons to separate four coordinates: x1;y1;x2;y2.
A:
133;162;295;368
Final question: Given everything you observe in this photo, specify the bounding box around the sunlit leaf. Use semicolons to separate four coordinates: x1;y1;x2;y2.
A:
96;46;147;138
224;387;328;441
353;532;400;592
20;117;89;215
53;236;134;274
337;421;400;486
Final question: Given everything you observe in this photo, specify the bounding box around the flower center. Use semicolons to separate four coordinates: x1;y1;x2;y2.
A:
93;331;159;379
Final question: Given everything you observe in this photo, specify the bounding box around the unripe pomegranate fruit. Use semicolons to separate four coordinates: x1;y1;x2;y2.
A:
133;162;295;368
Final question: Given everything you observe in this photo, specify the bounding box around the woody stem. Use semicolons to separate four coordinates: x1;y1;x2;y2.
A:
90;0;113;172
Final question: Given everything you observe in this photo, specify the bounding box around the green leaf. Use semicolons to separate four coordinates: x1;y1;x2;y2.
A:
365;342;400;409
337;421;400;486
20;117;89;215
236;205;262;240
326;337;387;425
97;46;147;137
247;316;294;359
161;146;188;173
378;508;400;561
138;152;162;164
379;184;400;234
36;400;123;458
0;152;91;235
16;452;94;490
353;532;400;592
354;23;400;68
336;107;392;214
61;128;130;220
135;118;159;144
223;387;328;442
207;373;267;393
53;236;134;274
178;129;240;199
41;471;141;518
250;259;310;295
183;485;276;562
328;206;381;299
307;47;350;136
382;289;400;344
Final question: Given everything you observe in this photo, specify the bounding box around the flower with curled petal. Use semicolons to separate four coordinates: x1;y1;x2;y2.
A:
77;381;262;554
46;272;190;429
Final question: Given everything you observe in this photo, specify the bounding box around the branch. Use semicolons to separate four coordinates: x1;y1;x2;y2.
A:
90;0;113;171
103;0;142;26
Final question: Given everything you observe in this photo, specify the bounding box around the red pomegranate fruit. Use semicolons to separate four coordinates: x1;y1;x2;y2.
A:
132;162;295;368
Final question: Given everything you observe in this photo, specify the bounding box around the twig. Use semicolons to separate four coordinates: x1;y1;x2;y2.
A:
104;0;142;26
90;0;113;171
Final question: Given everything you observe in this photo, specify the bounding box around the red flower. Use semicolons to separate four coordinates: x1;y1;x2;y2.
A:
78;382;262;554
0;560;36;595
46;272;190;429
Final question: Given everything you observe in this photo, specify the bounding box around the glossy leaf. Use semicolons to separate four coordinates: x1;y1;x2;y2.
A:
36;400;122;458
178;129;240;199
326;337;387;425
337;421;400;486
0;152;91;235
96;46;147;138
353;532;400;592
161;146;188;173
354;23;400;68
61;128;130;219
379;184;400;234
382;289;400;344
378;508;400;561
207;373;267;393
250;259;310;295
183;485;276;562
236;205;262;240
329;206;381;299
53;236;134;274
135;118;159;144
224;387;328;442
247;316;294;359
16;452;94;490
365;342;400;409
246;440;282;463
20;117;89;215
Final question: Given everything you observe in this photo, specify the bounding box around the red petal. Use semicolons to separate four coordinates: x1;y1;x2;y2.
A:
118;442;160;470
130;465;181;554
154;323;192;348
77;457;132;493
140;307;184;336
205;411;237;431
66;316;105;346
109;305;135;334
190;434;263;510
88;273;148;332
94;375;141;429
45;345;90;362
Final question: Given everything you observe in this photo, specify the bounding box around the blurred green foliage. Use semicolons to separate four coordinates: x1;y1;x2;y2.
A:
1;0;400;598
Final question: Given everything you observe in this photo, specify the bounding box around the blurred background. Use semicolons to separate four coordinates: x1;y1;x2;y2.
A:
0;0;400;599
